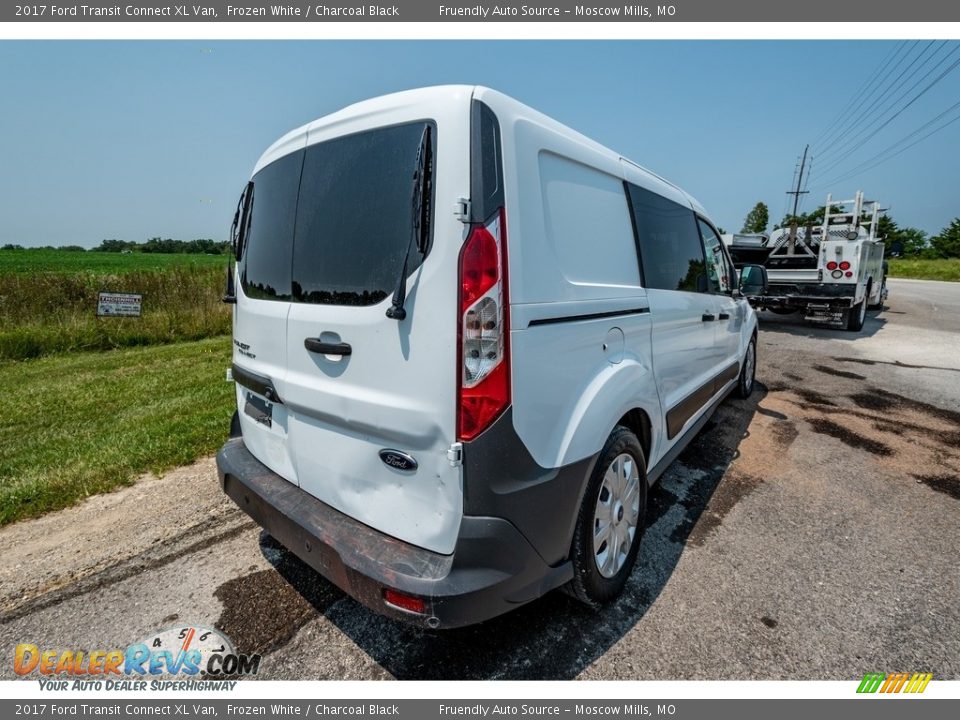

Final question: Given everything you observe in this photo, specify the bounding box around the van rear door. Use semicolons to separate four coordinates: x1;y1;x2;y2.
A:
284;120;466;556
232;106;471;556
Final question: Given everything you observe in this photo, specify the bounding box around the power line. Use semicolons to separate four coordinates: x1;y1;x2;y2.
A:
814;40;944;165
813;47;960;180
824;114;960;189
814;41;951;169
816;97;960;189
817;40;920;155
808;42;908;149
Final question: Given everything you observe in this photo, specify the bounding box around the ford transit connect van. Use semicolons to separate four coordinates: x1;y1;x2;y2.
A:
217;86;765;628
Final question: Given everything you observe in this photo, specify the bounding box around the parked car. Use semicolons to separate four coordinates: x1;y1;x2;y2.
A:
217;86;766;628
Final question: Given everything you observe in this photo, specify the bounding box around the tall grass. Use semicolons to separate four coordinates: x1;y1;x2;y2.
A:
0;265;230;359
886;258;960;282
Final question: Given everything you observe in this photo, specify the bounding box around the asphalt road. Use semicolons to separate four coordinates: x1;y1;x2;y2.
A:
1;278;958;681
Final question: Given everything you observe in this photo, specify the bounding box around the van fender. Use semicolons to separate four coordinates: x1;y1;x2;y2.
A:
546;357;662;470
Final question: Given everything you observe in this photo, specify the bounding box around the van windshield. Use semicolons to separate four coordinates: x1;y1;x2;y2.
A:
241;121;434;306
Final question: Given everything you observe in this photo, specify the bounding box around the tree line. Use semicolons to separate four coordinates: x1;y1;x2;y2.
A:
2;238;231;255
738;202;960;259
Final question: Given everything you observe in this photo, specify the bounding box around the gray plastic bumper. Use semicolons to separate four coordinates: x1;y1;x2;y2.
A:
216;437;571;628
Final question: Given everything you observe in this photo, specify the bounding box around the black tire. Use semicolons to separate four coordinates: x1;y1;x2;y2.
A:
847;297;867;331
734;335;757;399
567;426;647;607
868;278;885;310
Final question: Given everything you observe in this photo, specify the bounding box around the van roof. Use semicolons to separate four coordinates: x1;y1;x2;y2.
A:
252;85;706;215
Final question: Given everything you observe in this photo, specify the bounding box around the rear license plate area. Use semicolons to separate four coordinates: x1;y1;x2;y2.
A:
244;392;273;427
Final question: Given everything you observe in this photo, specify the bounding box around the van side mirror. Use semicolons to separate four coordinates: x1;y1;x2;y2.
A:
738;264;768;296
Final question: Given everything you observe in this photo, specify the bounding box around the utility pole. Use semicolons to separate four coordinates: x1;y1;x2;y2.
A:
786;144;810;219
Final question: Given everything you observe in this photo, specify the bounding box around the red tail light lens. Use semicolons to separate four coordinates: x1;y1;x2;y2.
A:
845;271;853;278
458;209;510;441
826;261;838;270
460;228;499;312
383;589;426;615
839;261;851;271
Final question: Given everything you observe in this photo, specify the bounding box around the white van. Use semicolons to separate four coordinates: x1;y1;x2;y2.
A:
217;86;766;628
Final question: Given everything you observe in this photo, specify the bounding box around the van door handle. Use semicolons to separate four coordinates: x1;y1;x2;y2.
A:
304;338;352;356
701;313;716;322
718;312;730;320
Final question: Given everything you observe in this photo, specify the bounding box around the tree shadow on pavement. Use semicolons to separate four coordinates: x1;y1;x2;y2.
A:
253;386;768;680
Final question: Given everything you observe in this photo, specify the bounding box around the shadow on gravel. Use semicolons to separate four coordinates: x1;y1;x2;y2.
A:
225;386;766;680
757;307;886;340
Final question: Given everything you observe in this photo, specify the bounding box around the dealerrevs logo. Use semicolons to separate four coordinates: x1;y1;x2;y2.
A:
14;625;260;685
857;672;933;694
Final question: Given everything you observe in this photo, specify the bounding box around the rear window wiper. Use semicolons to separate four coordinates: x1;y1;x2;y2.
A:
386;125;432;320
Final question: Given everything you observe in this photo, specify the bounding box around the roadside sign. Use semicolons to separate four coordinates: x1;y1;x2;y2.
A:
97;292;142;317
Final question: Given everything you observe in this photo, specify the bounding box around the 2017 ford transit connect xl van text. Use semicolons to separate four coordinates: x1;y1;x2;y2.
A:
216;86;767;628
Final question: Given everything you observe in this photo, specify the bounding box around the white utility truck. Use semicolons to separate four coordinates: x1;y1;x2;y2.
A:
725;191;887;331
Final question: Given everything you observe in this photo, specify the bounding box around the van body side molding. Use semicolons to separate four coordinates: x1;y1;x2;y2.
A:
665;361;739;439
527;306;649;328
232;363;283;404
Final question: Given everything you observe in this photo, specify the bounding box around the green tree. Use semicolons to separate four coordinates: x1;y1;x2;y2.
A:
874;215;901;253
93;239;134;252
930;218;960;259
776;204;844;229
741;202;769;234
896;228;928;257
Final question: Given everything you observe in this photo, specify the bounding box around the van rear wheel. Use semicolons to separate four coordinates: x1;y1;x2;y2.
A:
566;426;647;607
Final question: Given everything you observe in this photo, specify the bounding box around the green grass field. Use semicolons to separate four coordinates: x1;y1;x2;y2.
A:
0;337;234;526
0;248;227;274
887;258;960;282
0;251;230;359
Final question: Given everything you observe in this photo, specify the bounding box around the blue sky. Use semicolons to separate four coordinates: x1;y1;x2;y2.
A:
1;40;958;247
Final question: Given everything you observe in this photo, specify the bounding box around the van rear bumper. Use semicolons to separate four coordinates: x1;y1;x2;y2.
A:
216;437;572;628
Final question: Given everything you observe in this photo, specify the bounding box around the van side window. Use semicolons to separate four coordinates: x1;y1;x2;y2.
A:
697;218;732;293
626;183;706;293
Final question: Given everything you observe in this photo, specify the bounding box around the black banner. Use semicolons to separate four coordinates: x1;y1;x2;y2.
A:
2;700;959;719
4;1;960;23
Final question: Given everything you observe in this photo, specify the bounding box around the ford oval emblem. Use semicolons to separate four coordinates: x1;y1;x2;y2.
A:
379;449;418;472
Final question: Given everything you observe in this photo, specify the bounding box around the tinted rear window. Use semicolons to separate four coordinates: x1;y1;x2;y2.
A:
241;121;434;306
240;150;301;301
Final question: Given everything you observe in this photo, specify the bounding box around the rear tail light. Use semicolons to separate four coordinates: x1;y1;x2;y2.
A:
839;261;851;271
383;589;426;615
826;261;838;270
458;209;510;441
831;270;843;279
845;271;853;278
